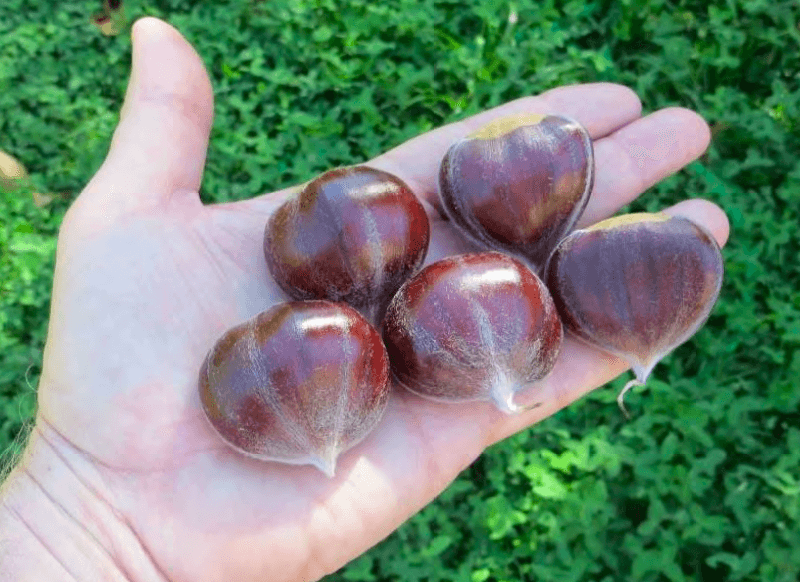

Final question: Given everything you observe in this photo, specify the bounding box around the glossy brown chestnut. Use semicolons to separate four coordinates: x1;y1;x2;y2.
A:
382;252;563;413
438;113;594;271
545;213;724;410
264;165;430;322
199;301;390;476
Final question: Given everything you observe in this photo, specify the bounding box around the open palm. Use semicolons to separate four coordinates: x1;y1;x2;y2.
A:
28;17;729;582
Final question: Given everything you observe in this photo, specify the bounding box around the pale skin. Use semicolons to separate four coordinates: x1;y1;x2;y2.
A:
0;17;730;582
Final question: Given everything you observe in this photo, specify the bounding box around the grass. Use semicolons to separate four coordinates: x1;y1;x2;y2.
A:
2;0;799;580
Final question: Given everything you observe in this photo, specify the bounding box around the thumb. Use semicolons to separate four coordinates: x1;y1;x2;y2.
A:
79;17;214;215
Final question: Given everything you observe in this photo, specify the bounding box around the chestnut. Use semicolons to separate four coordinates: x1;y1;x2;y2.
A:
438;113;594;271
264;165;431;323
545;212;724;413
199;301;390;476
382;252;563;413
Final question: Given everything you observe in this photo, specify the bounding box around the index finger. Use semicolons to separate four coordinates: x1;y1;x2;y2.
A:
237;83;642;214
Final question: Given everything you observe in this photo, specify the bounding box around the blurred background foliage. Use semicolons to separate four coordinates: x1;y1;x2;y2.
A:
1;0;799;580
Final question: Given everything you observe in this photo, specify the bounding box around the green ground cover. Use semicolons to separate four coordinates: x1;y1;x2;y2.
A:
1;0;799;580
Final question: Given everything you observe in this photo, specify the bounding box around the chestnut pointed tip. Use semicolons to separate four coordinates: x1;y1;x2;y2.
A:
491;378;547;415
617;378;645;420
617;353;659;419
631;361;657;385
490;381;520;414
312;452;339;478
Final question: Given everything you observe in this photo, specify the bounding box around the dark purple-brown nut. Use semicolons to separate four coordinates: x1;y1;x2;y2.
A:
382;252;563;413
199;301;390;477
545;213;724;410
264;165;430;322
438;113;594;272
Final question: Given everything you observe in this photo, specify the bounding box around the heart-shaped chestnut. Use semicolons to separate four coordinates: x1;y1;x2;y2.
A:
382;252;563;413
199;301;390;477
438;113;594;271
264;165;430;323
545;212;724;411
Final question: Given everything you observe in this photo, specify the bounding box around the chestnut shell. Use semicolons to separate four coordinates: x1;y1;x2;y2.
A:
382;252;563;413
545;213;724;382
438;114;594;271
199;301;390;476
264;165;430;321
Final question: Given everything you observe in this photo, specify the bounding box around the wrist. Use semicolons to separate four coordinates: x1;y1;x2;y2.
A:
0;422;164;582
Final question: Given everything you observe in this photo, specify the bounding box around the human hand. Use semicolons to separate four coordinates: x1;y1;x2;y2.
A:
0;17;729;582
